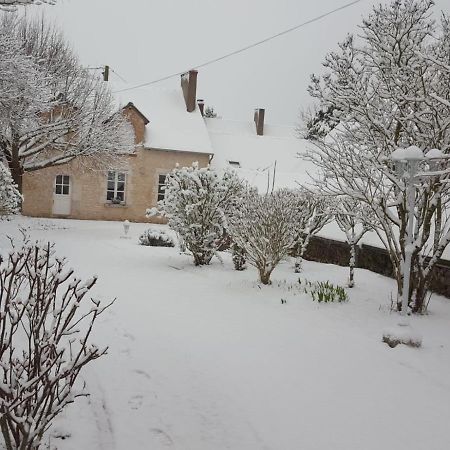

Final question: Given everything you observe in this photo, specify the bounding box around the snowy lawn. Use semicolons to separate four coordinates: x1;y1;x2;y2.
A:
1;217;450;450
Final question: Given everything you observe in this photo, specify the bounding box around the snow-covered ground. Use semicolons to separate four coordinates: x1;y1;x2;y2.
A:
1;217;450;450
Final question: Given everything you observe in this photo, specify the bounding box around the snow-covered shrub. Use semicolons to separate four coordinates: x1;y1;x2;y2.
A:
382;329;422;348
227;189;299;284
231;243;246;271
299;279;348;303
0;161;21;216
305;0;450;313
147;163;243;266
0;240;113;449
139;228;174;247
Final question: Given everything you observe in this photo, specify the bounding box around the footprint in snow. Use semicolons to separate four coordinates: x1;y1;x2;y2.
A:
150;428;174;447
128;394;143;410
134;369;151;379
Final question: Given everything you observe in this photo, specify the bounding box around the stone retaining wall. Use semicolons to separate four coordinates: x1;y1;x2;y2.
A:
304;236;450;299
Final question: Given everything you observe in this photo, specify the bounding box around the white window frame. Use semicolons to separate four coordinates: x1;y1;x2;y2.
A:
55;175;70;195
106;171;126;204
157;173;167;202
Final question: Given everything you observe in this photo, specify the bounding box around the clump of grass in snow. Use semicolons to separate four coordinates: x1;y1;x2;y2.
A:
299;279;348;303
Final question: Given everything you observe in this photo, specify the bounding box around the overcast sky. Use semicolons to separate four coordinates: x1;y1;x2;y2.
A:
31;0;449;125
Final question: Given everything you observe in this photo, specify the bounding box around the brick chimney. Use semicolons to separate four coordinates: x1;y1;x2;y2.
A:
254;108;265;136
181;70;198;112
197;99;205;116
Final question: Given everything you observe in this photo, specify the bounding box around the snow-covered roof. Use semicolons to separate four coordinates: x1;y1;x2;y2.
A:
113;83;213;155
206;118;318;191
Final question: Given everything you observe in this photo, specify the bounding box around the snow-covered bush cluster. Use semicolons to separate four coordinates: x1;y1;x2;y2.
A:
304;0;450;313
0;240;113;449
139;228;175;247
147;163;243;266
0;161;21;216
227;189;301;285
0;14;134;192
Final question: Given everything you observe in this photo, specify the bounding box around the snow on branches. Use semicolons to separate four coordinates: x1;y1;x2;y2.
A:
333;197;375;287
227;189;300;285
304;0;450;312
0;161;21;216
148;163;243;266
292;192;332;273
0;15;134;192
0;0;56;12
0;239;113;449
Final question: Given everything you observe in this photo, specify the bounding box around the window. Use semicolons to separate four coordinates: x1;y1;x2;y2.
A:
228;160;241;168
106;171;126;203
55;175;70;195
157;174;167;202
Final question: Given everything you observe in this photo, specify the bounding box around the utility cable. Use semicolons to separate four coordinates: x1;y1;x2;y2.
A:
113;0;364;94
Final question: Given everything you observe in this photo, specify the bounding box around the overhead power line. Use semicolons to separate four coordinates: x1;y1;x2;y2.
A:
113;0;364;94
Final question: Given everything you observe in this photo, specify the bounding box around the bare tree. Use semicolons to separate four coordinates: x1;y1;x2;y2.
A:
304;0;450;312
0;239;113;449
227;189;300;284
0;14;134;192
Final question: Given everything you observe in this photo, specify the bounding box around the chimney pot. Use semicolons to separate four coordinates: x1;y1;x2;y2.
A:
254;108;265;136
197;99;205;116
181;70;198;112
103;65;110;82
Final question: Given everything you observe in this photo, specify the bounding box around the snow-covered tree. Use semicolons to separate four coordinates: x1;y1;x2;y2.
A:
148;163;243;266
0;14;134;192
0;161;21;215
204;106;217;118
305;0;450;313
333;197;374;287
0;240;113;450
293;192;332;273
227;189;300;284
300;105;340;141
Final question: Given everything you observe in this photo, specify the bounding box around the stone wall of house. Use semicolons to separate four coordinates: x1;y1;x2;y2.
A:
304;236;450;299
22;107;211;222
22;148;210;223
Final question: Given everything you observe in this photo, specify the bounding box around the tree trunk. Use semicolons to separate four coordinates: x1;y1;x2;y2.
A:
8;136;23;194
348;243;356;288
0;415;14;450
232;244;246;271
8;158;23;194
259;268;273;285
294;257;302;273
193;251;213;266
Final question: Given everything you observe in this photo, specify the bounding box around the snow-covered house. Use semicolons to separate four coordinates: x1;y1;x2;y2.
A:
22;71;213;222
206;111;314;191
21;70;312;222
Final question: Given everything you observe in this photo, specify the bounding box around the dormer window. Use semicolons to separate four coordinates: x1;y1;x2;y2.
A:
228;161;241;168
